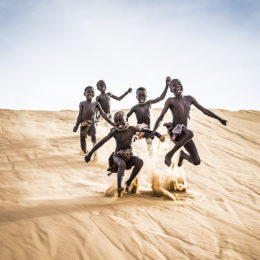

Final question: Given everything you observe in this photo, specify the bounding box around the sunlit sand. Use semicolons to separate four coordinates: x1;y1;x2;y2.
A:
0;108;259;259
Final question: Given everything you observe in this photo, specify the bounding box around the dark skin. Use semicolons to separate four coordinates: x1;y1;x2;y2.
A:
126;77;171;155
73;87;115;153
96;81;132;115
152;79;227;167
126;77;171;127
85;112;151;192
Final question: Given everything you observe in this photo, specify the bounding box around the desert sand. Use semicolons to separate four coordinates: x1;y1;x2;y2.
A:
0;108;259;260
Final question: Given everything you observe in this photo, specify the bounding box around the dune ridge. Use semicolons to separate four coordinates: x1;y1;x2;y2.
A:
0;108;259;259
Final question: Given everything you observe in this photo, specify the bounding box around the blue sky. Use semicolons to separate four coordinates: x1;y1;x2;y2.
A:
0;0;259;111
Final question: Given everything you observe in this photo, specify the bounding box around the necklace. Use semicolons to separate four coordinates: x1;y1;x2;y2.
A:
116;123;129;131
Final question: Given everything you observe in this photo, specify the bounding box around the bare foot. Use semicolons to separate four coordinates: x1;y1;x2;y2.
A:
125;183;130;193
178;150;185;167
117;187;124;197
164;152;172;167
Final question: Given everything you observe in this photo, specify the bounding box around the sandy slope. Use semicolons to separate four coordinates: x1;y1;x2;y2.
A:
0;108;259;260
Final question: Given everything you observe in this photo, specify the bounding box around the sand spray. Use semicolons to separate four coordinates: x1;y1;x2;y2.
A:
150;138;188;200
105;134;187;198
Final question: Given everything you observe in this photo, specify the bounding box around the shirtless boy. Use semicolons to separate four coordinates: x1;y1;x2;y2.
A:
85;111;162;196
151;79;227;167
73;86;115;154
96;80;132;119
126;77;171;155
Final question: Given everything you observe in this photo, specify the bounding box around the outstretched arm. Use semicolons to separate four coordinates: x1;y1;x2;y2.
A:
85;131;114;162
73;102;83;132
96;102;115;126
132;126;152;134
95;96;100;119
126;106;135;122
150;85;169;104
132;126;164;141
152;99;171;134
108;88;132;101
191;96;227;125
150;77;171;104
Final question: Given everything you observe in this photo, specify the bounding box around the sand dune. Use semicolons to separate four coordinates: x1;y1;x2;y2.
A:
0;108;259;259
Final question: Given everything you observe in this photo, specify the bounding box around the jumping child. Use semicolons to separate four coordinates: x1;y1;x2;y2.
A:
96;80;132;119
151;79;227;167
126;77;171;155
84;111;163;197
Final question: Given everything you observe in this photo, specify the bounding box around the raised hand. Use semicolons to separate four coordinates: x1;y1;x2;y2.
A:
128;88;132;93
166;76;172;86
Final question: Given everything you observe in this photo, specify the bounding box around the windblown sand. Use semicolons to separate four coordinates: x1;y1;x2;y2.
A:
0;109;259;259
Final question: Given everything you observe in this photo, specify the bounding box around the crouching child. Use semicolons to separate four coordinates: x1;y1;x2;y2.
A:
85;111;163;197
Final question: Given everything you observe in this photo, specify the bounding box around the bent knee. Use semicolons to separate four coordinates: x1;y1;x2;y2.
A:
187;129;194;139
193;158;201;165
136;158;143;168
